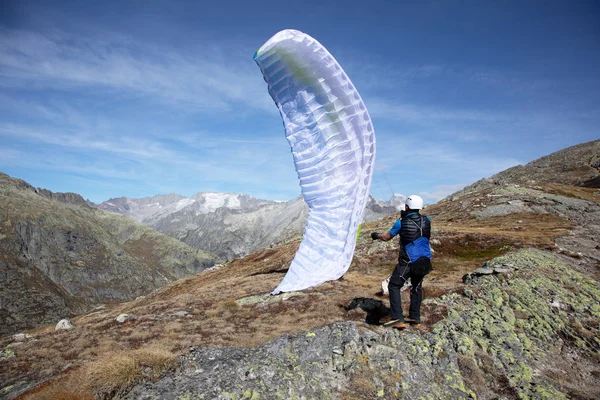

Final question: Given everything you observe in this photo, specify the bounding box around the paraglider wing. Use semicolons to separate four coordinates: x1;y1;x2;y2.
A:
254;29;376;294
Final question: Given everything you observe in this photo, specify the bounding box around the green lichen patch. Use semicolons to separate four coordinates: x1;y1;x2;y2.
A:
433;248;600;399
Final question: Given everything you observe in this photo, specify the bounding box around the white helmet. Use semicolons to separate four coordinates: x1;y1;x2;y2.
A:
405;195;424;210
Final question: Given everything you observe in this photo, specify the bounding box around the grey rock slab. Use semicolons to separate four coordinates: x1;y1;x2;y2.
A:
173;310;189;317
473;267;495;275
116;313;137;323
236;291;306;306
492;266;511;274
55;319;74;330
11;333;32;342
121;322;361;400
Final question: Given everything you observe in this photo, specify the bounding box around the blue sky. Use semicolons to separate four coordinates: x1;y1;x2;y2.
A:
1;0;598;204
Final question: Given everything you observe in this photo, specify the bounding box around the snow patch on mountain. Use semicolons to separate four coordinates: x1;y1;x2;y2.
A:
175;198;196;212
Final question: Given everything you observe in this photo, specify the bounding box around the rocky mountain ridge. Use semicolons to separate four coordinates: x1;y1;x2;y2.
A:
450;139;600;199
99;192;404;260
0;173;220;336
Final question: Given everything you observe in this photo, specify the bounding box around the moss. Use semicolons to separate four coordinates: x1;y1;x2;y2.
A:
517;362;534;382
501;306;516;326
0;349;15;360
0;386;14;396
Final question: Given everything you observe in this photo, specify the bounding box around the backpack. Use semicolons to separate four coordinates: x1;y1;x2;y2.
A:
404;217;433;276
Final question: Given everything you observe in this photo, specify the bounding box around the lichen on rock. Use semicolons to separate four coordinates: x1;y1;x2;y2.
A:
120;248;599;399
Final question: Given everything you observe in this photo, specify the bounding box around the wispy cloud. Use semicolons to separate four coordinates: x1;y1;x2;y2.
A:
0;28;274;114
0;123;178;160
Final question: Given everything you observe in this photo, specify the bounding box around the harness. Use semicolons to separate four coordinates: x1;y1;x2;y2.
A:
403;216;432;262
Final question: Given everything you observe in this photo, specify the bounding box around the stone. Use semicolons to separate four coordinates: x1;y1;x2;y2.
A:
11;333;32;341
55;319;74;330
236;291;305;306
116;313;136;323
492;266;511;274
550;300;570;311
473;266;494;275
173;310;189;317
462;273;472;284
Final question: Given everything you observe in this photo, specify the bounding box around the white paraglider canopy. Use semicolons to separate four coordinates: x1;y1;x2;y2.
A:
254;29;376;294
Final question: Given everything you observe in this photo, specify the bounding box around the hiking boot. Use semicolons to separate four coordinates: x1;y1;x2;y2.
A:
392;322;407;330
405;317;421;327
382;318;404;327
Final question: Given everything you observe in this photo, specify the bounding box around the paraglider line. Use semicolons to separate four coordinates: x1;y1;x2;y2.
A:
376;167;396;197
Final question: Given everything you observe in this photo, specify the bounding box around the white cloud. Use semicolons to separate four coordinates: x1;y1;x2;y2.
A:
0;28;274;114
0;123;178;160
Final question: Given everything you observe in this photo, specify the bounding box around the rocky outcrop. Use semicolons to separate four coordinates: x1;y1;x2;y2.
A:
489;139;600;187
122;249;600;400
0;172;92;208
36;189;91;208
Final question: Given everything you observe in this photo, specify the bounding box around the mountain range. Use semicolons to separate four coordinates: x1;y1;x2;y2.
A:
98;192;405;260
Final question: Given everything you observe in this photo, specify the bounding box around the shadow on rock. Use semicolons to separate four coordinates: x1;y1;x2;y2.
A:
345;297;390;325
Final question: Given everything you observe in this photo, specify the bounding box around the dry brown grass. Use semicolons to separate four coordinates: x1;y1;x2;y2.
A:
542;183;600;203
3;182;585;399
85;347;175;393
19;382;93;400
20;347;176;400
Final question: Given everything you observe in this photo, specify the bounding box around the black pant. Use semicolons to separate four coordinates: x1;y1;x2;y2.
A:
388;262;425;322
